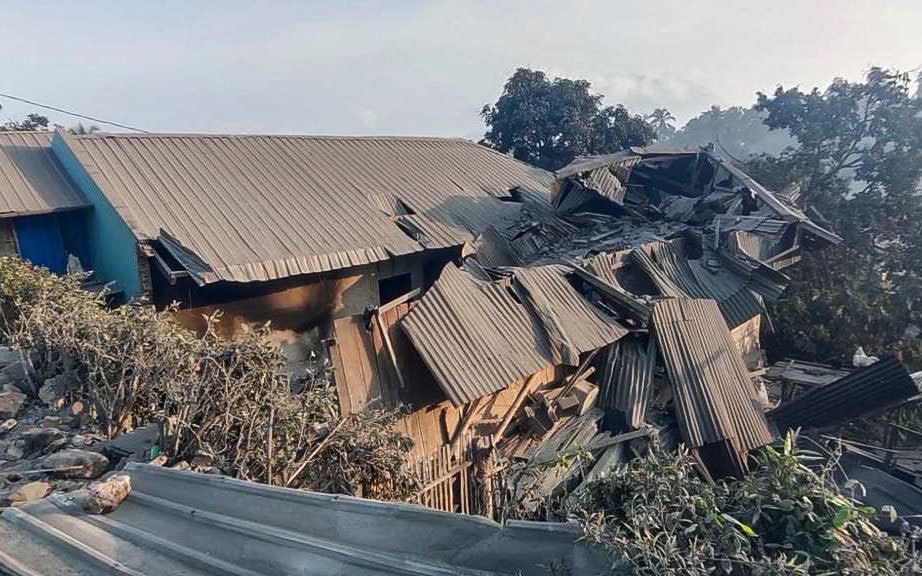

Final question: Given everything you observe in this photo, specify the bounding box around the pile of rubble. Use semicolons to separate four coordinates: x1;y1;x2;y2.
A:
0;347;149;510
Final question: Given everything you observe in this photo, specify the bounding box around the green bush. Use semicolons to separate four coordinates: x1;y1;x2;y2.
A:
551;435;920;575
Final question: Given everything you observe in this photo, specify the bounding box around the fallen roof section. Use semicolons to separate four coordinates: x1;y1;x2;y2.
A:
0;132;88;218
652;298;774;454
0;462;607;576
768;356;920;433
58;131;553;284
402;264;627;406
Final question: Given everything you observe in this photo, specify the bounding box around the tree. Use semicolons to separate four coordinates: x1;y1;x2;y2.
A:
667;105;793;158
481;68;654;170
753;68;922;366
645;108;676;141
0;105;50;132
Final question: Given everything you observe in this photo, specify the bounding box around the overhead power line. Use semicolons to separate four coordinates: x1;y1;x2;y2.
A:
0;91;149;133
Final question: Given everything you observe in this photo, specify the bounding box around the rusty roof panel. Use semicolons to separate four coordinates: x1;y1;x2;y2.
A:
0;132;88;218
402;264;626;405
61;132;553;284
652;298;774;451
598;336;657;429
768;356;919;432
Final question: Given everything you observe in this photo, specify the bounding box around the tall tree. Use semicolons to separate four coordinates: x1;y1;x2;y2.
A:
481;68;654;170
645;108;676;141
667;105;793;158
753;68;922;365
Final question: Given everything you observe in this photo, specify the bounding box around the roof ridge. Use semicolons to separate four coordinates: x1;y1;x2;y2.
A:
71;132;474;142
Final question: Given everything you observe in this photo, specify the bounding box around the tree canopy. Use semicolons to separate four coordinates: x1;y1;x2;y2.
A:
0;107;50;132
753;68;922;366
481;68;654;170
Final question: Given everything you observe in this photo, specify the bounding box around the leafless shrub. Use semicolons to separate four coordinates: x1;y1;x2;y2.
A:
0;257;418;501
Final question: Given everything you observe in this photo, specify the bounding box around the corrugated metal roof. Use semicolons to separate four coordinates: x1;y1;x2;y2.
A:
59;132;553;284
0;462;606;576
652;298;774;451
401;264;626;406
768;356;919;432
0;132;88;218
598;336;657;429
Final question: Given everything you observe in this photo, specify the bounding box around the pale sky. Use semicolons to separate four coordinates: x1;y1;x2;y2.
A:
1;1;919;139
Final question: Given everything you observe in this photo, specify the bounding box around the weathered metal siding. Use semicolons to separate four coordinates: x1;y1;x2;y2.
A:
59;132;553;285
0;132;87;218
768;356;919;432
652;298;773;451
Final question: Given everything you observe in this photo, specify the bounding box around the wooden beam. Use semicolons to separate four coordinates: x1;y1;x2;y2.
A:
378;288;422;314
492;372;544;446
449;394;489;454
374;309;406;390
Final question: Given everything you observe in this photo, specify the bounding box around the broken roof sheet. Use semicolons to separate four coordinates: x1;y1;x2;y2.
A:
768;356;920;433
402;264;627;405
0;462;606;576
652;298;774;452
58;131;553;284
0;132;88;218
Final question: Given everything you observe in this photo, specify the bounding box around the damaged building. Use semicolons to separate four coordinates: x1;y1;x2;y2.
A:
330;146;916;514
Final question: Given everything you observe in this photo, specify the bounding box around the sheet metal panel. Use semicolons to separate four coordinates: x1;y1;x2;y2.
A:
768;356;919;432
0;463;606;576
61;132;553;284
402;264;626;406
652;298;774;451
0;132;88;218
599;336;657;429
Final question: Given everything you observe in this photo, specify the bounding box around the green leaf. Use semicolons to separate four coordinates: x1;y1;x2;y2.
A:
832;507;850;528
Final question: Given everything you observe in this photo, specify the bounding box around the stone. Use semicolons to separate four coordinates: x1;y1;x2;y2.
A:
0;391;26;419
0;418;16;434
43;449;109;479
21;427;66;453
0;346;20;367
69;401;85;417
42;415;62;426
149;454;168;466
0;359;31;395
69;434;88;448
38;381;62;409
171;460;190;471
82;474;131;514
4;440;24;461
9;481;53;504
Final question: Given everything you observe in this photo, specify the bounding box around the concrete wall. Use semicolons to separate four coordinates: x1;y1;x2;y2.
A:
52;134;142;298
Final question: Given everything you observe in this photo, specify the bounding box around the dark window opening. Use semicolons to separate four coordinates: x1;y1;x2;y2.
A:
379;273;413;305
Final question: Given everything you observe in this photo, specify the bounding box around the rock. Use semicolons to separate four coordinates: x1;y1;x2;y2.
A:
69;434;88;448
38;381;63;409
4;440;24;461
149;454;168;466
0;359;31;395
42;415;62;426
69;401;85;417
0;391;26;419
43;449;109;479
9;481;53;504
190;453;214;470
171;460;190;471
21;427;66;453
0;346;20;367
0;418;16;434
84;474;131;513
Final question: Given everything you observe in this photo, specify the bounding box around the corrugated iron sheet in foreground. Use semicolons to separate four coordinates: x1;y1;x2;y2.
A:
0;463;607;576
60;132;553;284
768;356;919;432
402;264;626;406
652;298;774;451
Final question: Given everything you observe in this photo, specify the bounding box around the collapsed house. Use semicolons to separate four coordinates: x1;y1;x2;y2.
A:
329;146;918;514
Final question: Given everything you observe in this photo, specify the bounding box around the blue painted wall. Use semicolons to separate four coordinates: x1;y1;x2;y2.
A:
14;214;67;273
51;134;142;298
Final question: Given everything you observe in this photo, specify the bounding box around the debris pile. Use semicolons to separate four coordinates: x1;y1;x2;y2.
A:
331;146;920;515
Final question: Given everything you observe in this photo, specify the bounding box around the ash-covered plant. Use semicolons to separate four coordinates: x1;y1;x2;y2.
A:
0;258;419;500
547;434;920;575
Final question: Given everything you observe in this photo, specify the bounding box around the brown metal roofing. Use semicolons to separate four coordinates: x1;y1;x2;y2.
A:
598;336;657;429
768;356;919;432
0;132;87;218
60;132;553;284
401;264;626;406
652;298;774;451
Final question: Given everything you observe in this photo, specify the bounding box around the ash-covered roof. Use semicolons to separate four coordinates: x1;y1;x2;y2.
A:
0;132;88;218
59;131;553;284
